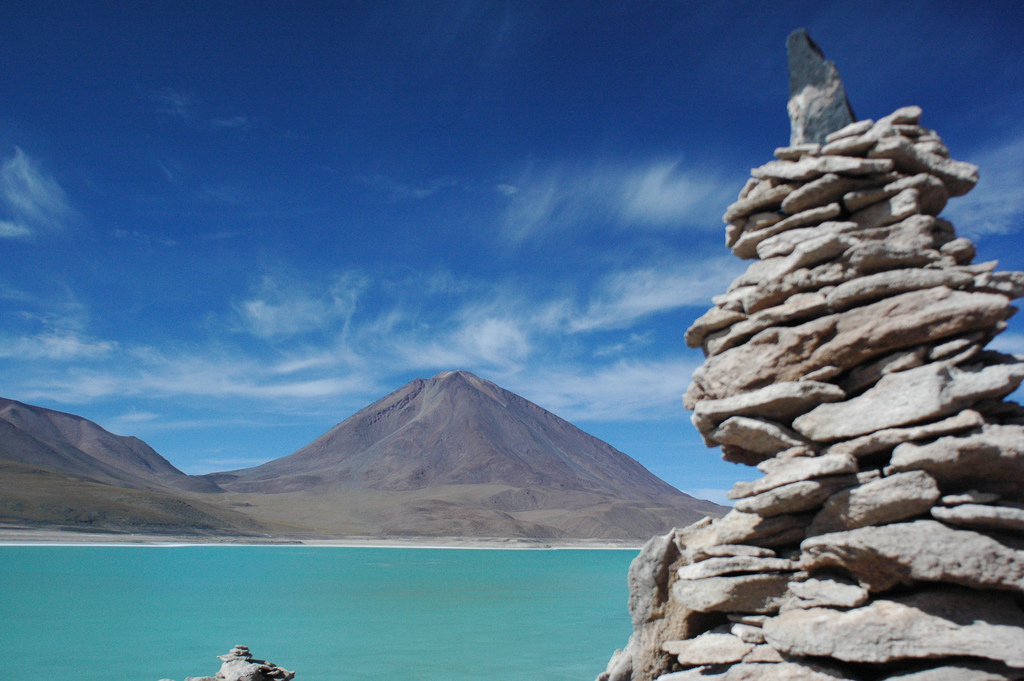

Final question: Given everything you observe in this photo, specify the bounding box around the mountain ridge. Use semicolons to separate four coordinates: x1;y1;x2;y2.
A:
0;371;726;539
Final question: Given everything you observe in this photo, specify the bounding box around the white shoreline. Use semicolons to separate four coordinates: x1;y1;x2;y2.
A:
0;528;644;550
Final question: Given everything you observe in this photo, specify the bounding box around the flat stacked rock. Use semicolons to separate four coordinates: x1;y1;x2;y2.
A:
162;645;295;681
599;33;1024;681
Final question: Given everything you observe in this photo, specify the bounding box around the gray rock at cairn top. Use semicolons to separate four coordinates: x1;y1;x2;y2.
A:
167;645;296;681
598;31;1024;681
787;29;855;146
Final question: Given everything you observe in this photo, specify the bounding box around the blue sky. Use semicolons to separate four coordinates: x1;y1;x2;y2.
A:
2;1;1023;504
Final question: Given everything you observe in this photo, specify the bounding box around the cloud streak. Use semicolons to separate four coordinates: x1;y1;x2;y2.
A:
569;257;743;332
0;147;74;239
4;258;720;422
235;273;369;339
500;159;736;242
944;133;1024;237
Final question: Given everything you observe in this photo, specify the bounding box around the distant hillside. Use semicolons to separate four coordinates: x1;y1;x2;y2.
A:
0;397;218;493
210;371;726;538
0;397;265;535
0;375;726;539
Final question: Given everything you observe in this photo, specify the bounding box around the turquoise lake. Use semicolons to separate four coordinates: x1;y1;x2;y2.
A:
0;546;637;681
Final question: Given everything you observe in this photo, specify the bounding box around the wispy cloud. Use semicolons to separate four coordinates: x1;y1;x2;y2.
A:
358;174;460;202
153;88;197;119
568;257;743;332
619;161;737;226
26;348;375;404
0;332;117;361
398;310;533;372
152;89;250;132
4;256;722;423
111;229;178;247
507;356;701;421
208;116;250;130
0;147;74;239
499;159;735;242
235;273;369;339
945;133;1024;237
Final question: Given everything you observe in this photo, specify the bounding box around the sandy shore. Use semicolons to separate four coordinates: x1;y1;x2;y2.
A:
0;526;644;550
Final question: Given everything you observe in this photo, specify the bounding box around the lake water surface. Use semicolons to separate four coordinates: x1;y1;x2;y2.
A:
0;546;636;681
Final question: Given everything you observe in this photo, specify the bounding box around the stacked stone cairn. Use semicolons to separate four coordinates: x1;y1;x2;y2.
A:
599;31;1024;681
161;645;295;681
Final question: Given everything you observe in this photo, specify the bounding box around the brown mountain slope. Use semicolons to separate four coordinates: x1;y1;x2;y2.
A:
0;397;220;493
0;398;275;535
212;371;726;538
0;459;268;535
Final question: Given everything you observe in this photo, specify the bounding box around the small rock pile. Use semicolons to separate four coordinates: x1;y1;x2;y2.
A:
162;645;295;681
598;34;1024;681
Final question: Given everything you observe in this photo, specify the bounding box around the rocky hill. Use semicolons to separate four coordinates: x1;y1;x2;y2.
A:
599;30;1024;681
0;372;725;539
0;398;267;534
0;397;218;493
210;370;724;538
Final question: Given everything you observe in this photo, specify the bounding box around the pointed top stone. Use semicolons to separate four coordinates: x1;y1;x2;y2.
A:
786;29;856;146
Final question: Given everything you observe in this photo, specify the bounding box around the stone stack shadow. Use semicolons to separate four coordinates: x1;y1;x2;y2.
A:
600;105;1024;681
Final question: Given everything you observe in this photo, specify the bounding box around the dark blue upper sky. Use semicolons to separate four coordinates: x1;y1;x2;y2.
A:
2;1;1022;503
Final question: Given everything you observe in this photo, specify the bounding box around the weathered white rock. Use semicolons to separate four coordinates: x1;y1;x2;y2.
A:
824;409;984;458
869;134;979;196
691;381;846;436
740;646;785;664
973;270;1024;299
932;504;1024;534
734;475;858;518
692;544;778;560
942;237;977;264
705;294;830;357
807;471;940;536
825;120;874;143
658;661;851;680
820;133;875;157
762;588;1024;667
685;307;747;349
781;576;868;611
878;106;924;126
792;362;1024;442
780;173;877;214
671;572;793;614
663;633;754;665
729;454;857;500
752;159;827;183
685;287;1014;407
710;416;812;455
742;260;857;314
198;647;295;681
732;204;843;259
752;156;895;183
940;489;1001;506
730;623;766;645
837;345;929;395
775;143;821;160
680;510;811;549
800;520;1024;593
677;556;798;580
887;424;1024;497
824;267;974;311
848;187;920;230
723;184;797;223
843;172;948;215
